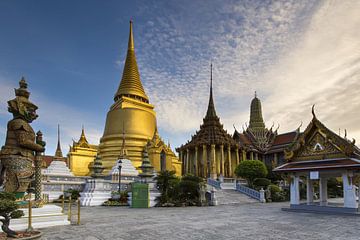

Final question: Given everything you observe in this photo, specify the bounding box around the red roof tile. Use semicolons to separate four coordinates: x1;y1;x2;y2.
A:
272;132;297;146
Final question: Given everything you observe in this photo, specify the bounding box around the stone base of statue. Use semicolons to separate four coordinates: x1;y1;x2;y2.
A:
80;178;112;206
0;205;70;232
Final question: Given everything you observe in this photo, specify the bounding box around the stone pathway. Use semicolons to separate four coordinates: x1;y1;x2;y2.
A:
40;202;360;240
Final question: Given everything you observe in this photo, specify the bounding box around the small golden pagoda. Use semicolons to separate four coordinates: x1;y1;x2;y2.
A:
68;127;98;176
98;21;181;175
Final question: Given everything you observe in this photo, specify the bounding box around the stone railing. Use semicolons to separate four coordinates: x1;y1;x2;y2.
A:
207;178;221;189
236;184;265;203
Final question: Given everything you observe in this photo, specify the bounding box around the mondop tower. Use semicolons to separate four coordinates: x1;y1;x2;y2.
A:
98;21;181;175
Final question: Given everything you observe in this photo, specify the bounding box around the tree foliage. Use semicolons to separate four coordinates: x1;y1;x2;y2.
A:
0;192;24;237
155;171;204;206
234;160;268;187
155;170;180;205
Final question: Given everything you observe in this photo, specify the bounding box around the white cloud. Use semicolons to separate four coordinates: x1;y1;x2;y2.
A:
132;0;323;144
259;0;360;140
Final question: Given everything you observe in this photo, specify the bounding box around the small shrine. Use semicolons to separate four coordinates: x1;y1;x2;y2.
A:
274;106;360;214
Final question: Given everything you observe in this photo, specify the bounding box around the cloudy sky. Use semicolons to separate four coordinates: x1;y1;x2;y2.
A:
0;0;359;155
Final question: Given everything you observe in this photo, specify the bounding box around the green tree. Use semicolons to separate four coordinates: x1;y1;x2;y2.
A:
0;192;24;237
234;160;268;188
178;174;204;206
155;170;179;205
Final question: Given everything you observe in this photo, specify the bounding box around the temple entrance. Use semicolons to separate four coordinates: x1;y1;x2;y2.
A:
160;150;166;171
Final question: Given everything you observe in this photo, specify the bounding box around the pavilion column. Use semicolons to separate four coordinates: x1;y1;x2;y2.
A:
186;149;190;175
220;145;224;176
202;145;207;178
306;177;314;205
180;150;184;175
255;152;258;160
236;149;239;166
319;177;328;206
194;146;198;176
290;174;300;205
210;144;216;179
274;153;278;165
250;152;254;160
227;146;232;177
216;149;221;176
342;172;358;208
242;150;246;161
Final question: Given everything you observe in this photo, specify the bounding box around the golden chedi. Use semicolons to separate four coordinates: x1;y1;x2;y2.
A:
98;21;181;175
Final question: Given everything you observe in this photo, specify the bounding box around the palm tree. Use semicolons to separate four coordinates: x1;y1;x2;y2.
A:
154;170;178;204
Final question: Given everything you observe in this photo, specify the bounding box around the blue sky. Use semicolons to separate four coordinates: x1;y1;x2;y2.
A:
1;0;360;155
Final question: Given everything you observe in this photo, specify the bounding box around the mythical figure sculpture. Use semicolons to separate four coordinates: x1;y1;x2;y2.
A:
0;78;45;195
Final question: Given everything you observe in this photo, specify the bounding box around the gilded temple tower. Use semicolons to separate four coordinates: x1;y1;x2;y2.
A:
98;21;181;175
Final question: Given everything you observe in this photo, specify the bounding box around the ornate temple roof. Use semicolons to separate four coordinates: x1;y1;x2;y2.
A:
114;21;149;103
177;65;238;150
71;126;97;150
274;107;360;173
148;126;177;156
233;93;300;153
284;106;360;160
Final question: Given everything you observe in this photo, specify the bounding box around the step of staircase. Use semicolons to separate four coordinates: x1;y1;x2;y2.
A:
207;185;259;205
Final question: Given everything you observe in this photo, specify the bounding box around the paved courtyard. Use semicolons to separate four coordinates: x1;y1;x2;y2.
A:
41;202;359;240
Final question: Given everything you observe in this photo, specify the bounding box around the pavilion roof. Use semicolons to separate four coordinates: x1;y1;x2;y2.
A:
273;158;360;172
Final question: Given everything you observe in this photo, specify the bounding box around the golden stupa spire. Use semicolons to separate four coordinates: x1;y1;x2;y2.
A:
55;124;63;158
114;20;149;103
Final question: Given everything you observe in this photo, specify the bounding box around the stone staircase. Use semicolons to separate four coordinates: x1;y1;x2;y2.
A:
207;185;258;205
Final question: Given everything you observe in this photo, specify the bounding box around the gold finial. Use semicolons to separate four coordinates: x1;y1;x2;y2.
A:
128;20;134;51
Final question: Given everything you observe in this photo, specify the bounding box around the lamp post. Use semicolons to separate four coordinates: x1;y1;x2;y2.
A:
117;159;123;194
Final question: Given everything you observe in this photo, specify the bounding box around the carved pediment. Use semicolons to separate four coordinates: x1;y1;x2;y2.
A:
296;131;342;159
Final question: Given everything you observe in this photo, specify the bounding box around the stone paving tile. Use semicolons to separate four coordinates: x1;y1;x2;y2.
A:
41;202;360;240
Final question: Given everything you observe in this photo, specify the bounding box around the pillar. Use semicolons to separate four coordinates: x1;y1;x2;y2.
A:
186;149;190;175
202;145;207;178
250;152;254;160
290;174;300;205
227;146;232;177
180;150;184;175
236;149;239;166
342;172;358;208
220;145;224;176
319;177;327;206
242;150;246;161
210;144;216;179
194;146;198;176
306;177;313;205
274;153;278;166
255;152;258;160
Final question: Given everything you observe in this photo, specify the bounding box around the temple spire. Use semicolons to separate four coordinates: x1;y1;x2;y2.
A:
205;63;217;119
55;124;63;158
79;125;89;145
248;92;265;130
114;20;149;103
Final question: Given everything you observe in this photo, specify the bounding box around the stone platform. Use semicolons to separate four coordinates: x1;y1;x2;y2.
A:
80;178;112;206
1;205;70;232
